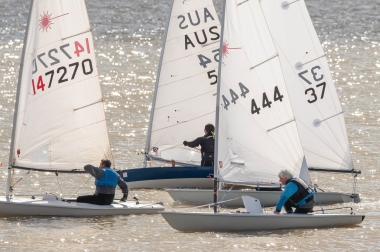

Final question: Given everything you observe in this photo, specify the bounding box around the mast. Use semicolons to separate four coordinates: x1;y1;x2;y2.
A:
6;0;35;197
143;0;174;167
213;0;227;213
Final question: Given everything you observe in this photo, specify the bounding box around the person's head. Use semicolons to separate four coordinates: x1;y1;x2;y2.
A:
278;169;293;185
204;124;215;135
100;159;112;168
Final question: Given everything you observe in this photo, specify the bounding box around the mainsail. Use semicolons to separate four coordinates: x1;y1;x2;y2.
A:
216;0;307;183
145;0;221;165
261;0;354;172
11;0;112;171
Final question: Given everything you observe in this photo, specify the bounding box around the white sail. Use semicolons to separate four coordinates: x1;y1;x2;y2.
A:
146;0;220;165
12;0;112;170
216;0;306;183
260;0;353;171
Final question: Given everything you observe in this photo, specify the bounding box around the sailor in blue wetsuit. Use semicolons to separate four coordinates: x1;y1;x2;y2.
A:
183;124;215;166
273;169;314;214
76;159;129;205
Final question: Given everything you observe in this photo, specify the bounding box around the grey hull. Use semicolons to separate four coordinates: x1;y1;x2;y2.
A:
166;189;360;207
161;211;365;232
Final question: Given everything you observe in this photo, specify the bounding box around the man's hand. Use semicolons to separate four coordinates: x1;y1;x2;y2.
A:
183;141;188;146
120;193;128;202
273;210;280;214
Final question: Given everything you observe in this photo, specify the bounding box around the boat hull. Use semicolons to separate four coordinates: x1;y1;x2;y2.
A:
0;196;164;216
121;166;214;189
166;189;360;207
160;211;365;232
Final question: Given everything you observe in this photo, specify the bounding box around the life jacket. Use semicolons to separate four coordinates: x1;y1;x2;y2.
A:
286;177;313;204
201;135;214;162
95;168;119;188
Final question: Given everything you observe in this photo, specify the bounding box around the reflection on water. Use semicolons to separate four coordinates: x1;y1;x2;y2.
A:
0;0;379;250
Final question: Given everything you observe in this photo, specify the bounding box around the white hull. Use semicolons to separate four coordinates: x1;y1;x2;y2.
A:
127;178;213;189
160;211;365;232
166;189;360;207
0;196;164;216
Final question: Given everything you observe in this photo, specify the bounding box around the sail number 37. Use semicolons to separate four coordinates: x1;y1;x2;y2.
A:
298;65;326;104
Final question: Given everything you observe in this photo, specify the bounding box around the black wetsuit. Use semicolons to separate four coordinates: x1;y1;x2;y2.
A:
186;134;214;166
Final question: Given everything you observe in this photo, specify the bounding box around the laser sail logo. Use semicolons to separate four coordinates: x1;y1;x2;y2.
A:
38;11;69;33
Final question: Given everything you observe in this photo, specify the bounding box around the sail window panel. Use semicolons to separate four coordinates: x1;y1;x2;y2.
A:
166;0;220;42
225;0;277;68
32;144;50;163
163;28;221;64
160;148;201;166
149;112;214;163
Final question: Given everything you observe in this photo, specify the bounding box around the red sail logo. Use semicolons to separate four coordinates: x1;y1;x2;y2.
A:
38;12;69;33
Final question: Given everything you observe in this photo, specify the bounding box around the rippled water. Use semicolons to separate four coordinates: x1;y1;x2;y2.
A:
0;0;379;251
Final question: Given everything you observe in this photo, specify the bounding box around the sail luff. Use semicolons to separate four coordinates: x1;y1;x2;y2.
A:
213;0;228;213
144;0;175;168
7;0;35;196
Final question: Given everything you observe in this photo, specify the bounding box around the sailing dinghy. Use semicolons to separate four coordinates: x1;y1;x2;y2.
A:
160;0;364;232
0;0;164;216
121;0;220;189
165;0;361;207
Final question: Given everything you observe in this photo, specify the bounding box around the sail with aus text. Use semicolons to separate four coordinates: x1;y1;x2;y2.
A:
146;0;221;166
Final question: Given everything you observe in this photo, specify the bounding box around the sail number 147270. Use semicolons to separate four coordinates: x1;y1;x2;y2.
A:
30;38;94;95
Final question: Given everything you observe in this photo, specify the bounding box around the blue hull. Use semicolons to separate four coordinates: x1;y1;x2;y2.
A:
119;166;214;189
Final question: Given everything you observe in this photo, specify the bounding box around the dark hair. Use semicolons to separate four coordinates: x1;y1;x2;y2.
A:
204;124;215;134
101;159;112;168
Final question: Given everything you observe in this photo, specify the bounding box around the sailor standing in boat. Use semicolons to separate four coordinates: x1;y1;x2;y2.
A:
273;169;314;214
183;124;215;167
77;159;129;205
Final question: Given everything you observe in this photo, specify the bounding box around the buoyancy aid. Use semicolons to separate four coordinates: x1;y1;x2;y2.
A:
95;168;119;188
286;177;313;204
201;135;214;162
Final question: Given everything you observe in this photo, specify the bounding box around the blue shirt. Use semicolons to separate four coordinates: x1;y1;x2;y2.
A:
275;181;314;212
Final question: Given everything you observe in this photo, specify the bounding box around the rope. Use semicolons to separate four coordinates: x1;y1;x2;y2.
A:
67;174;93;199
55;171;64;196
352;173;358;194
219;184;235;202
192;197;241;209
256;185;266;209
11;170;32;189
313;185;324;214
